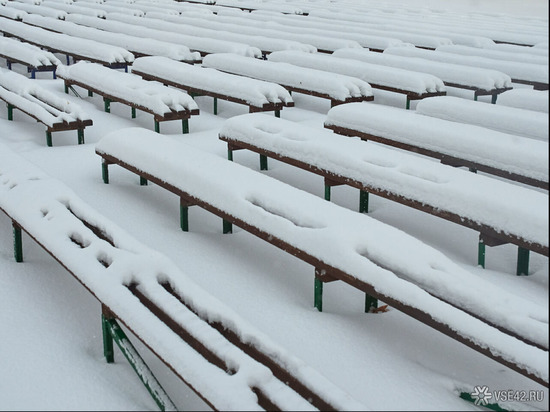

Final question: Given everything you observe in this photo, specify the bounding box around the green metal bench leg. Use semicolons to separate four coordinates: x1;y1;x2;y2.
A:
102;160;109;184
324;185;331;201
7;103;13;121
182;119;189;134
46;131;52;147
213;97;218;115
131;107;136;119
77;128;85;145
154;120;160;133
104;98;111;113
474;94;478;101
180;202;189;232
275;110;280;118
516;247;529;276
359;190;369;213
406;97;411;110
314;277;323;312
227;148;233;161
140;176;148;186
102;314;176;411
365;294;378;313
491;94;498;104
64;83;69;94
259;154;268;170
101;313;115;363
223;219;232;234
13;221;23;263
478;239;486;268
88;90;93;97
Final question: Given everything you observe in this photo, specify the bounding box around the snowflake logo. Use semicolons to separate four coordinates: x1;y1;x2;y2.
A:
471;385;493;406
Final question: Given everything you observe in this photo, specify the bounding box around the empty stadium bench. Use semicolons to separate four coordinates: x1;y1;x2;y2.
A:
131;56;294;117
57;61;199;133
0;142;365;411
94;127;548;388
0;68;92;146
219;113;548;277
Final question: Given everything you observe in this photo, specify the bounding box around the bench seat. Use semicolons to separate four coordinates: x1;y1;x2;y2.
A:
57;62;199;133
0;18;134;70
23;14;202;64
267;50;446;109
95;128;548;387
202;53;374;107
0;36;60;79
219;113;548;275
415;96;548;141
0;143;364;411
325;102;548;190
131;56;293;116
333;48;512;103
0;68;92;146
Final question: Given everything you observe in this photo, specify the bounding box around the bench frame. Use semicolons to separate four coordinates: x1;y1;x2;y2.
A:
131;68;293;117
220;137;548;278
96;149;548;388
1;87;92;146
60;78;199;134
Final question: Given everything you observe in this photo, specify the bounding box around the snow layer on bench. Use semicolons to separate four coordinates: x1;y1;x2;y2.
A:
496;89;549;113
416;96;548;142
268;50;446;94
325;102;549;183
220;113;548;250
22;14;201;63
437;44;549;66
95;128;548;384
0;18;134;64
56;62;198;116
333;47;512;92
65;12;261;58
0;36;61;68
0;68;90;126
202;53;373;102
385;46;549;85
107;11;317;54
132;56;293;107
0;143;365;412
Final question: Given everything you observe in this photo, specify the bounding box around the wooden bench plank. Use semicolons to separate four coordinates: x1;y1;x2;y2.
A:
95;128;548;388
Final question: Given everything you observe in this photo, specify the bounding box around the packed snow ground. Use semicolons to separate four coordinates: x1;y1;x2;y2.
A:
0;0;548;411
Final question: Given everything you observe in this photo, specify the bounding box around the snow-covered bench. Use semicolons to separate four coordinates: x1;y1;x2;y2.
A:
415;96;548;142
57;62;199;133
22;14;202;64
0;143;365;411
219;113;548;276
0;36;60;79
385;46;549;91
0;68;92;146
202;53;373;107
496;89;549;113
268;50;446;109
325;102;549;191
65;13;262;58
0;18;134;70
333;48;513;103
95;128;548;388
131;56;294;116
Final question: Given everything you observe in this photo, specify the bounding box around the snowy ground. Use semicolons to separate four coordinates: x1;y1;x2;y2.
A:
0;0;548;411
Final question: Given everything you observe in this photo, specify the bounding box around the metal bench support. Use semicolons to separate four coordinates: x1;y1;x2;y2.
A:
213;97;218;115
101;308;176;411
12;221;23;263
102;160;109;184
259;154;268;171
7;103;13;121
182;119;189;134
517;247;530;276
78;128;85;145
359;190;369;213
46;131;52;147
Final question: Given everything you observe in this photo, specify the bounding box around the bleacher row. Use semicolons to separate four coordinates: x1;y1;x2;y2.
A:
1;0;548;409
